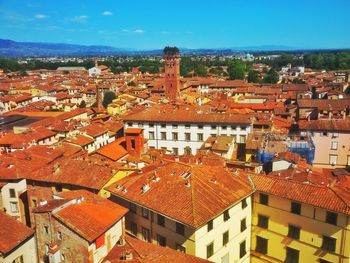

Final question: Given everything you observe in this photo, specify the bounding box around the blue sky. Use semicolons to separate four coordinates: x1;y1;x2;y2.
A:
0;0;349;49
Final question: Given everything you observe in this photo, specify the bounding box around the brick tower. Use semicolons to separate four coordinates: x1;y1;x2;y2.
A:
163;46;180;101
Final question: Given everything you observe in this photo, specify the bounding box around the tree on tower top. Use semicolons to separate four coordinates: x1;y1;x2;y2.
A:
163;46;180;55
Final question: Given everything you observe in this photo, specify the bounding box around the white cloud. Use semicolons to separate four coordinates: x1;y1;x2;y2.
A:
70;15;88;23
34;14;48;19
121;29;144;34
102;11;113;16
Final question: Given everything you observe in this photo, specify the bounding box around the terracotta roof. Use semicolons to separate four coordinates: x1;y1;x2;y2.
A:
298;119;350;132
27;158;116;190
124;106;251;124
108;162;254;228
53;197;128;242
103;235;210;263
0;211;35;255
65;135;94;147
79;123;109;138
95;139;128;161
297;98;350;111
251;174;350;216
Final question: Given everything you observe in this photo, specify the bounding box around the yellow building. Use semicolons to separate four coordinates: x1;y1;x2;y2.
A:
250;173;350;263
107;161;254;262
107;100;127;115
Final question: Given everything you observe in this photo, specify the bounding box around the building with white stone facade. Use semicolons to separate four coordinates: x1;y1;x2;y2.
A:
124;107;252;155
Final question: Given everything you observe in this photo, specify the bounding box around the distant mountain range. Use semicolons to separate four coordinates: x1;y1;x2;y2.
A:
0;39;347;57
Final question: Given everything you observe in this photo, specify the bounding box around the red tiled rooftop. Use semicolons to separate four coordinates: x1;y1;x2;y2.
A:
108;162;254;228
251;174;350;216
53;198;128;242
0;211;35;255
124;106;251;124
104;235;210;263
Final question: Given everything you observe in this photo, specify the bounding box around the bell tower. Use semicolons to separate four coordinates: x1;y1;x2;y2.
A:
163;46;180;101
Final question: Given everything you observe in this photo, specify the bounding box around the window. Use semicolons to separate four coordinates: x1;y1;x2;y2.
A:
138;123;143;128
9;188;16;198
257;215;269;229
240;135;247;143
222;125;227;130
197;133;203;141
12;255;24;263
127;122;133;127
176;222;185;235
176;243;186;253
142;208;149;219
259;193;269;205
322;236;336;252
231;125;236;130
286;247;299;263
241;218;247;232
161;124;166;128
329;155;338;165
206;242;214;259
172;124;178;129
157;214;165;227
129;203;136;214
198;125;203;129
326;211;337;225
130;221;137;236
185;133;191;141
240;240;246;258
288;225;300;240
161;132;166;140
172;132;178;140
10;202;18;213
223;231;229;246
223;209;230;221
157;234;166;247
221;253;229;263
57;231;62;240
173;148;178;155
256;236;268;254
149;131;155;140
211;125;217;130
331;141;338;150
242;198;247;209
141;227;150;242
149;123;154;128
32;199;37;207
331;132;338;138
291;202;301;215
321;132;328;137
184;147;192;155
207;220;213;232
185;124;190;129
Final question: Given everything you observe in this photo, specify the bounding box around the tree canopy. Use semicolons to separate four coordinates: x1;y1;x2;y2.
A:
102;91;116;108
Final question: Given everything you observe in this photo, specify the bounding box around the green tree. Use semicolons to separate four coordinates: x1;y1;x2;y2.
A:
102;91;116;108
20;69;28;76
194;64;207;77
128;81;137;86
228;61;246;80
79;100;86;108
247;70;259;83
263;68;279;84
